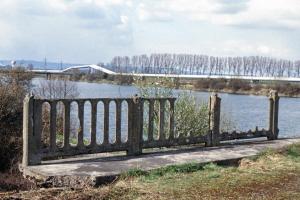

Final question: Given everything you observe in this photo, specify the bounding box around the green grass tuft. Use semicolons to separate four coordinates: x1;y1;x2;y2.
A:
121;163;220;181
286;143;300;158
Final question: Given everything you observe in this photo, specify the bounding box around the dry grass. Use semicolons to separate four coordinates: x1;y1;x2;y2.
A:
2;143;300;200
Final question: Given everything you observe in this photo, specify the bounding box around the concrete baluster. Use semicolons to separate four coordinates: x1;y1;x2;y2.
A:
159;99;166;140
103;99;110;145
49;101;57;152
63;100;71;150
115;99;122;145
77;100;84;148
90;100;98;147
169;98;176;140
148;99;154;142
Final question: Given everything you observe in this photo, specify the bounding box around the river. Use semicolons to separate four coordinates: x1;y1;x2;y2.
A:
32;78;300;140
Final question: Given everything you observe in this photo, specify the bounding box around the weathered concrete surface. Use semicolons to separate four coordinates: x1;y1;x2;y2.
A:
22;138;300;187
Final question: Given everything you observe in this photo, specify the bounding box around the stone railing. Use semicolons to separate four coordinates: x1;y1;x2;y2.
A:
22;91;279;166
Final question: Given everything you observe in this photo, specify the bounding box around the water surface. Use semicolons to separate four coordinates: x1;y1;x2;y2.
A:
32;78;300;139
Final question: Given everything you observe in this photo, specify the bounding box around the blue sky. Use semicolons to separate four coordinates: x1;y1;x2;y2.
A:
0;0;299;63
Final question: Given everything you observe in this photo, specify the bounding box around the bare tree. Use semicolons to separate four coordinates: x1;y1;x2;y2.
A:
34;78;80;146
110;54;300;78
34;78;79;99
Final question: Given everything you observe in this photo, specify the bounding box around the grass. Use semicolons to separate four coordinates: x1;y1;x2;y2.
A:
286;143;300;158
121;163;207;181
2;143;300;199
56;133;90;146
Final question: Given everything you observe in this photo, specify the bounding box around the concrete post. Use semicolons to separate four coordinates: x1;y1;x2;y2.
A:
206;93;221;146
22;95;41;166
268;90;279;140
127;95;143;156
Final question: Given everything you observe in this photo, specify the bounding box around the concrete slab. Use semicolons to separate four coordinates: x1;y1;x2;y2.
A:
22;138;300;187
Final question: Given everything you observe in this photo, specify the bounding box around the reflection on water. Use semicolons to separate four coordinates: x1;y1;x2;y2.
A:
32;78;300;139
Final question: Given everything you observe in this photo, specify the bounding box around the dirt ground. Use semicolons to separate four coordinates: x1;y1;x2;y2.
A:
1;143;300;200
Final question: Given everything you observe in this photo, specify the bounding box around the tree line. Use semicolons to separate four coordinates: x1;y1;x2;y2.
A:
109;54;300;77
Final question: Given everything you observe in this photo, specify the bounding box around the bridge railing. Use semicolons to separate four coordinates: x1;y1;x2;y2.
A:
22;92;279;166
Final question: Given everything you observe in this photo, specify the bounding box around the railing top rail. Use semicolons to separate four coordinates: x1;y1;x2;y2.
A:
32;97;177;101
142;97;177;101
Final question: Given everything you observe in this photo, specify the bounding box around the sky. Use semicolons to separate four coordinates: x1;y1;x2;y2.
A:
0;0;299;64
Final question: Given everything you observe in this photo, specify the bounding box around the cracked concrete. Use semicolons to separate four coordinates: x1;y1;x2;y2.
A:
22;138;300;187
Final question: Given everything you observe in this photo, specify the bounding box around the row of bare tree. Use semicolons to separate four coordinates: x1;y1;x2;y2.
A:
110;54;300;77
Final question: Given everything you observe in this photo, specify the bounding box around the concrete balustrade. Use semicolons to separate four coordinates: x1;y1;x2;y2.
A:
22;92;279;166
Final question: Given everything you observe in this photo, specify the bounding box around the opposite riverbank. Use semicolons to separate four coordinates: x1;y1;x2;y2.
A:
69;73;300;98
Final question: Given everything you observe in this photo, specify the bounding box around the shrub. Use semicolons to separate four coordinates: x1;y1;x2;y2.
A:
269;82;300;96
0;69;32;171
227;79;251;91
194;79;211;89
114;75;134;85
175;93;209;136
135;77;210;138
209;79;227;90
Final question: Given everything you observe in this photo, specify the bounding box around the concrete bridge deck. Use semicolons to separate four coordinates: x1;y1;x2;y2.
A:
22;138;300;187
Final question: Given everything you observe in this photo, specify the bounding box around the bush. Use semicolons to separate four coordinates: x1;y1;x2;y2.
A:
210;79;227;90
135;77;210;137
114;75;134;85
194;79;211;89
0;69;32;171
175;93;209;136
270;82;300;96
227;79;251;91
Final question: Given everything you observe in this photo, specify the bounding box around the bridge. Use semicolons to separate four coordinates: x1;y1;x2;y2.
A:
30;64;117;79
29;64;300;82
31;64;116;74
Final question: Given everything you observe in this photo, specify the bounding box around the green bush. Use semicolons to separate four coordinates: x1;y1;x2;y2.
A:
175;93;209;136
134;77;210;138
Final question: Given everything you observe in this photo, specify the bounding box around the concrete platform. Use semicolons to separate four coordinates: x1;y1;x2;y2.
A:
22;138;300;187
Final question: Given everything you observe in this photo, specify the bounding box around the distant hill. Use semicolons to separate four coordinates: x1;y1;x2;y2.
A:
0;60;84;70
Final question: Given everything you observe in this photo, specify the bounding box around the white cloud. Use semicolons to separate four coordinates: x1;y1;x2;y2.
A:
137;0;300;29
0;0;135;62
0;0;299;62
207;40;291;59
137;3;173;22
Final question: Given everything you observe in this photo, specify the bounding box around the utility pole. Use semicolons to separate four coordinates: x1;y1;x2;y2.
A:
60;60;63;70
44;57;47;69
